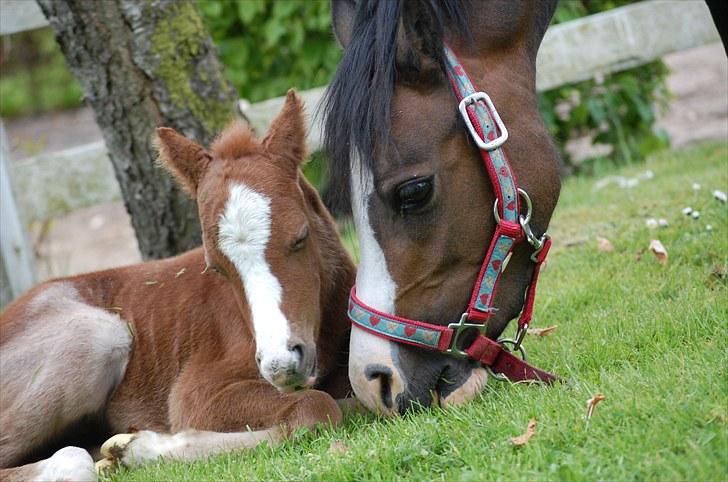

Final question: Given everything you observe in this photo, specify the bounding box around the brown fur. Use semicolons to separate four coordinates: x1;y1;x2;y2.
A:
0;91;356;473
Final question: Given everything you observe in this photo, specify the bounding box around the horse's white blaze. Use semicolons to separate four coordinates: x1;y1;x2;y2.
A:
348;153;404;413
218;183;296;387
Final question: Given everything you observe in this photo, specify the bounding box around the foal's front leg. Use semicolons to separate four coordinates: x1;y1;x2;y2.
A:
98;363;342;470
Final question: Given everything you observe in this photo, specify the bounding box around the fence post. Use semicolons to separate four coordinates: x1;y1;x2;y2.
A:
0;121;36;306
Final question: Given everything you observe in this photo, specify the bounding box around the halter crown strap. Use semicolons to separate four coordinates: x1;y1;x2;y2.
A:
443;45;524;321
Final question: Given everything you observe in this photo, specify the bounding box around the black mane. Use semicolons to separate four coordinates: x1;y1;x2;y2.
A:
321;0;470;214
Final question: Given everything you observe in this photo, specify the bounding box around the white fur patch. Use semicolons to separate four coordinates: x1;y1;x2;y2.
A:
35;447;96;482
348;153;403;413
218;183;296;386
102;428;281;466
0;282;132;463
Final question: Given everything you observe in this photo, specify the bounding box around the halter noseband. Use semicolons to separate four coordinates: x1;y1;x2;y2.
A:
348;45;558;384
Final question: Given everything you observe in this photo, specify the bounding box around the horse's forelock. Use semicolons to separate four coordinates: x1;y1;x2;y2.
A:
321;0;470;215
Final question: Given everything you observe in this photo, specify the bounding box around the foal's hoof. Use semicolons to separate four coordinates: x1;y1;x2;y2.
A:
94;457;116;476
100;432;138;461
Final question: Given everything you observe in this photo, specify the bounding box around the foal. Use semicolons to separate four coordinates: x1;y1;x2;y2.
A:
0;91;355;480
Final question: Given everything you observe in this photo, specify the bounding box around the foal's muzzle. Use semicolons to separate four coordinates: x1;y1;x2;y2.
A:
256;337;317;392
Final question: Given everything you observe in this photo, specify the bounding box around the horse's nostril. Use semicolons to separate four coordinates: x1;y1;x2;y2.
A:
255;353;262;367
364;364;393;409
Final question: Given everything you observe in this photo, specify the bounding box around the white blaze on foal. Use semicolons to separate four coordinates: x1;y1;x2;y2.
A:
218;182;298;388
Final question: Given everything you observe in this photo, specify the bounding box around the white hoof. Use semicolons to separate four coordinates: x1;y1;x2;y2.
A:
100;432;138;461
94;457;116;476
99;431;164;468
36;447;96;482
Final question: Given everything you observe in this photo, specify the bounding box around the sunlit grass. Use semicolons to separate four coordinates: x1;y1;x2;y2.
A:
107;142;727;481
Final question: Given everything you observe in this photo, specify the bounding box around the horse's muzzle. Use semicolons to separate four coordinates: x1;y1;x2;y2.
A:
349;327;487;414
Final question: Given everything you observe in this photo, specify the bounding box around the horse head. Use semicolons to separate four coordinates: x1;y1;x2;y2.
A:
325;0;561;413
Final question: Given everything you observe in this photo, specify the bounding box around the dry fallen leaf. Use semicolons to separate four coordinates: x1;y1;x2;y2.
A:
527;325;558;337
328;440;349;455
585;393;606;420
596;236;614;252
649;239;668;265
510;418;537;446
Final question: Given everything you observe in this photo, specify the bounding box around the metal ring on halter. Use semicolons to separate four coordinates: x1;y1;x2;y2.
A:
487;338;528;382
493;188;532;225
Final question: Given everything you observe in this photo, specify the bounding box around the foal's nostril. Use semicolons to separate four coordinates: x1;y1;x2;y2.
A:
364;364;393;409
288;343;304;369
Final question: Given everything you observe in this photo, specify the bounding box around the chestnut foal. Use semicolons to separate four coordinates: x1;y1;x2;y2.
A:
0;91;355;480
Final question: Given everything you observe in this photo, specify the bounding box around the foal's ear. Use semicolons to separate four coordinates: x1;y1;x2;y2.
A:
395;1;444;83
155;127;212;198
262;89;307;170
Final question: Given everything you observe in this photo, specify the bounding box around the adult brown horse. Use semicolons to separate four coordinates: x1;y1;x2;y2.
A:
322;0;561;414
0;92;355;480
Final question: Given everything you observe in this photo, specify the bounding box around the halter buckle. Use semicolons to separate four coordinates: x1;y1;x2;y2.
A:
445;313;487;359
458;92;509;151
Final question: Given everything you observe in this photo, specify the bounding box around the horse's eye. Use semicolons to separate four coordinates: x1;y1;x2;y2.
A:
290;228;309;252
395;177;434;214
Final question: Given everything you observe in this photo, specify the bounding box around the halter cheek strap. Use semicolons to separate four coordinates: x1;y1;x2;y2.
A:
348;45;559;384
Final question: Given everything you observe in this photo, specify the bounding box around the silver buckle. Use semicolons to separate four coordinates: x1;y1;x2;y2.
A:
445;313;487;359
458;91;509;151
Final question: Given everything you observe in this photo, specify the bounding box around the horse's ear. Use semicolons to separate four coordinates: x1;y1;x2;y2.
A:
262;89;307;170
395;0;448;83
331;0;356;48
155;127;212;198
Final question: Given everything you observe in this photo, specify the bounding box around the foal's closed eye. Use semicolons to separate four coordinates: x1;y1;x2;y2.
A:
290;227;310;252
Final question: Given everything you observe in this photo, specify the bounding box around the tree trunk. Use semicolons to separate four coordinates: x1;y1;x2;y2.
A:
36;0;238;259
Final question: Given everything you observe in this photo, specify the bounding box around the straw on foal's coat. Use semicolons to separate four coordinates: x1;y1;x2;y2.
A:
0;91;355;481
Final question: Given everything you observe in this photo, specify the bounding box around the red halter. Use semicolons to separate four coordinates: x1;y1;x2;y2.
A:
348;46;558;384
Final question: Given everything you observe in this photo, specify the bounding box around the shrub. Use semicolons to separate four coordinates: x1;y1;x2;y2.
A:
197;0;341;103
539;0;671;173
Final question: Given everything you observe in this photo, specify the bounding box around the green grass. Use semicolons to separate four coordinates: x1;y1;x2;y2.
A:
107;142;727;481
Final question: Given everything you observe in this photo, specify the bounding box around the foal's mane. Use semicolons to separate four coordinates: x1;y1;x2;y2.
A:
322;0;470;213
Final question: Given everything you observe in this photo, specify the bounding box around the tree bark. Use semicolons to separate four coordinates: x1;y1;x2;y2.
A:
36;0;238;259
